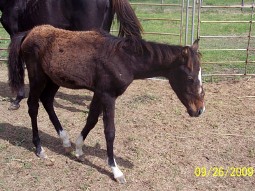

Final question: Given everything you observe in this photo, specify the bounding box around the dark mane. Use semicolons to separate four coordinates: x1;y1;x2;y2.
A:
102;31;183;64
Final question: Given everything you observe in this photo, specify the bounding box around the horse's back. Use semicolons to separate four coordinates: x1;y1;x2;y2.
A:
66;0;112;30
22;25;105;89
18;0;112;31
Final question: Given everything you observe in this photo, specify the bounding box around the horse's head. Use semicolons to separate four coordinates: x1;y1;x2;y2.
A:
168;40;205;117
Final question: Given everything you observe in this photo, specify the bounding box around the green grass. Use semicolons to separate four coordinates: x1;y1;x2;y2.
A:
127;0;255;76
1;0;255;76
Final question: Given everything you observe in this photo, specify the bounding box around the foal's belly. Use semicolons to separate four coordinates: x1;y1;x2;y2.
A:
43;55;96;90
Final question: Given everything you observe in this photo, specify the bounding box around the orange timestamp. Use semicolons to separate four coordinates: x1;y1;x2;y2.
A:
194;166;254;177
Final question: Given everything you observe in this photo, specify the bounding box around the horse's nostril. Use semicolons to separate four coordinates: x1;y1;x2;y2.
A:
198;107;205;116
198;109;202;115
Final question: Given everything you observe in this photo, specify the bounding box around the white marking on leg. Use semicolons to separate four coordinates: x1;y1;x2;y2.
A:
59;130;71;148
38;147;48;159
108;158;125;181
75;134;84;157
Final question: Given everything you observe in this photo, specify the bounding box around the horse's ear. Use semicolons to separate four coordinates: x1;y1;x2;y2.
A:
182;46;189;57
191;39;199;52
181;46;193;71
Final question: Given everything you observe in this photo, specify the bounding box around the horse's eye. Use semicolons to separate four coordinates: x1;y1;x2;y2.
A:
187;76;194;83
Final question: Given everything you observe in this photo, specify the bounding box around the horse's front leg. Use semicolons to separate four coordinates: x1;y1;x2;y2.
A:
9;86;25;110
75;94;103;160
102;94;126;184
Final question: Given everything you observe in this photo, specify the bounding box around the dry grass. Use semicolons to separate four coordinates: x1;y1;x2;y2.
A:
0;63;255;191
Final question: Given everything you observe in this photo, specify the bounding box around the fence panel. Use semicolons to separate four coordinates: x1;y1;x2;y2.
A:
197;0;255;77
0;30;10;62
111;0;185;45
1;0;255;78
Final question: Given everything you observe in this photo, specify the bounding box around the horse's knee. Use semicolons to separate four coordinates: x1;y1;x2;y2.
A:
27;99;39;116
104;129;115;142
28;105;39;118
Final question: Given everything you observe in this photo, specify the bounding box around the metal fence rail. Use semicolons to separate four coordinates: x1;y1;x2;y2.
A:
114;1;186;44
1;0;255;77
197;0;255;76
0;25;9;61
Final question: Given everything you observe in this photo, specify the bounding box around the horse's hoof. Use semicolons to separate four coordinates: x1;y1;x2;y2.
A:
64;146;73;153
37;150;48;159
115;175;126;184
76;154;85;162
8;103;20;110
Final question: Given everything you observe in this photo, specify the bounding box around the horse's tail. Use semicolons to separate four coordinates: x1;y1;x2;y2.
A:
8;31;28;93
112;0;143;39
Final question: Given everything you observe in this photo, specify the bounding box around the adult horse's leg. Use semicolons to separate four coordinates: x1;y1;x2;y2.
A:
101;93;126;183
75;94;103;159
40;81;72;153
8;86;25;110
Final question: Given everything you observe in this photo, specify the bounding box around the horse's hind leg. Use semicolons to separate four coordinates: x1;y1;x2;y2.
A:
8;86;25;110
75;94;102;160
40;81;72;153
27;82;47;158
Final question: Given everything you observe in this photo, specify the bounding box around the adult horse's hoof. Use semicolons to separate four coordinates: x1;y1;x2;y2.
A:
115;175;126;184
8;103;20;110
76;154;86;162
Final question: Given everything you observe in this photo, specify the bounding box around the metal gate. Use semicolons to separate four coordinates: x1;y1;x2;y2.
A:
197;0;255;77
117;0;255;77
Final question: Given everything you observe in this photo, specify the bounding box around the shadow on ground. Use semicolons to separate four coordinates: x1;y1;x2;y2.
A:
0;81;93;112
0;123;134;180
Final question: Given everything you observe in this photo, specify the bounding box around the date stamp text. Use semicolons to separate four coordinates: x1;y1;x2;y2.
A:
194;167;254;177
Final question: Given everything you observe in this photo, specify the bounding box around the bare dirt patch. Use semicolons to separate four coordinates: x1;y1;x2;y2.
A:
0;63;255;191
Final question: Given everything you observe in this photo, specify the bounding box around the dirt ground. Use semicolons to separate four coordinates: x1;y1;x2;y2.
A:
0;63;255;191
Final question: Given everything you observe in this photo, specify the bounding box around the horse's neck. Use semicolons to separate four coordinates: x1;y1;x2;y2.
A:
131;44;181;79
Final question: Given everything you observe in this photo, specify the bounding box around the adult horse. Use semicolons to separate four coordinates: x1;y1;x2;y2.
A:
0;0;142;110
8;25;205;183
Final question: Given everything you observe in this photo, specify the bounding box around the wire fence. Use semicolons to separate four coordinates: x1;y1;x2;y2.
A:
0;0;255;77
197;1;255;77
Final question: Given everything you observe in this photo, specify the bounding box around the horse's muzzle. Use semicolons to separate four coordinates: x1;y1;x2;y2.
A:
188;106;205;117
